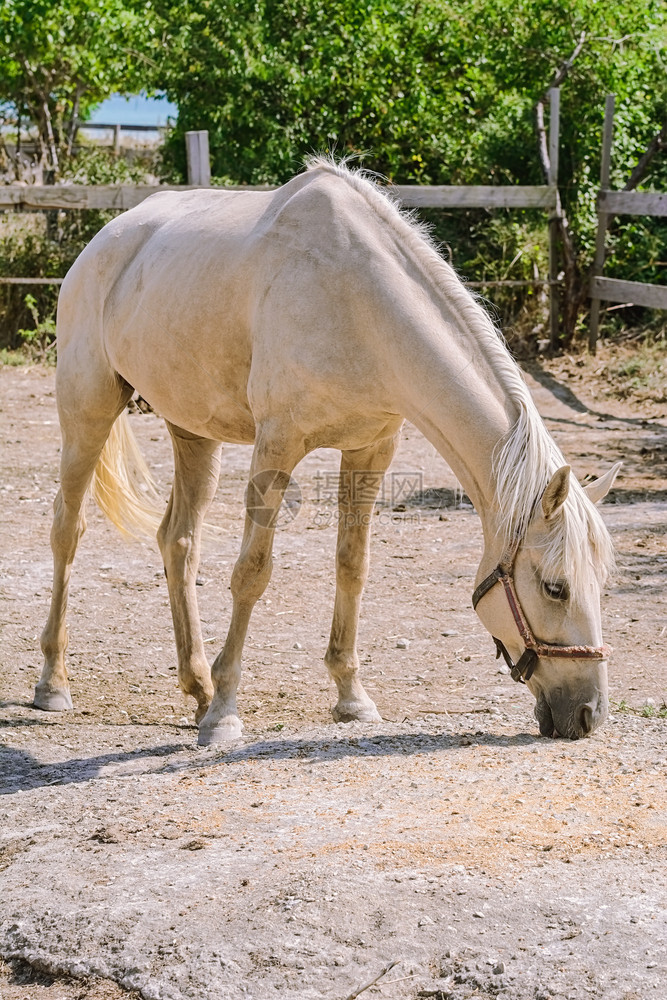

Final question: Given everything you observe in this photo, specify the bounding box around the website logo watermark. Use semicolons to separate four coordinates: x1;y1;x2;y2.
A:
244;469;464;528
245;469;303;528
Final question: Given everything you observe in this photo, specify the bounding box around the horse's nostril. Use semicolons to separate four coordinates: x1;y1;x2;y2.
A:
578;704;594;735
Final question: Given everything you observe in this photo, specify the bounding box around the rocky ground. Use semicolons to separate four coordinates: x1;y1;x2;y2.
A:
1;362;665;1000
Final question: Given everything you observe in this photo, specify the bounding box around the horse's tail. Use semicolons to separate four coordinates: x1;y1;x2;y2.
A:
91;412;164;539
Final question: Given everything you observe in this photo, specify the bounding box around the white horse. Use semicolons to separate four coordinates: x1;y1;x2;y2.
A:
36;158;620;744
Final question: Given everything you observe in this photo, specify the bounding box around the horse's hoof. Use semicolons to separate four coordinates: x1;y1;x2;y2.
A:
197;716;243;746
33;685;73;712
331;701;382;724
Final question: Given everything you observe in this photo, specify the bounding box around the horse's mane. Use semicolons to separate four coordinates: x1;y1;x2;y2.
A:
305;155;615;594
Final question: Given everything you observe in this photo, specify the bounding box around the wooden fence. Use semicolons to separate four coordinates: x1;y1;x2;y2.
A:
588;94;667;351
77;120;166;157
0;181;558;213
1;96;563;341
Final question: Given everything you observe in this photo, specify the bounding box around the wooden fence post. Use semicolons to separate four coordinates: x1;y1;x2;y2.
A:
588;94;615;353
547;87;561;351
185;130;211;186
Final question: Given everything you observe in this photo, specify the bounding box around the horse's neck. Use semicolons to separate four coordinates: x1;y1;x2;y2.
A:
392;324;522;535
412;391;513;528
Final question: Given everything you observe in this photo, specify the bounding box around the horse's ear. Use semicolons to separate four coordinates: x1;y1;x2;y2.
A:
542;466;571;520
584;461;622;505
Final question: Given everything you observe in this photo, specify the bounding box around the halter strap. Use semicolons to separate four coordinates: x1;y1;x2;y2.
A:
472;551;611;685
472;567;504;612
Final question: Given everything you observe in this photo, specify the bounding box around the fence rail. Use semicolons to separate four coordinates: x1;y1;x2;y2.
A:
0;184;193;211
76;121;166;133
0;275;64;285
591;277;667;311
392;185;556;210
588;94;667;351
0;182;557;214
598;190;667;217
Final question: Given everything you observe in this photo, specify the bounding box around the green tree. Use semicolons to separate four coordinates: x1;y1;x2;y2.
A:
477;0;667;337
151;0;666;342
153;0;665;183
2;0;664;344
0;0;156;176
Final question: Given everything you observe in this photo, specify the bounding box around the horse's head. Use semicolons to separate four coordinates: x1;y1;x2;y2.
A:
474;463;620;739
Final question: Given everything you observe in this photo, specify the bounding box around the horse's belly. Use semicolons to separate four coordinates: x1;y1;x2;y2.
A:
141;386;256;444
106;299;256;443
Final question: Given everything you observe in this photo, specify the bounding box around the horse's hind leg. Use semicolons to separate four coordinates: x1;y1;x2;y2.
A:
36;370;132;710
157;425;221;723
325;434;400;723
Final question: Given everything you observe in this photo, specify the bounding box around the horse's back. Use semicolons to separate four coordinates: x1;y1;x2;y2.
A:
56;168;404;442
67;165;378;311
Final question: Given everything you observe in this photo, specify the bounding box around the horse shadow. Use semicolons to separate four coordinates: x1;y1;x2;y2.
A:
0;724;542;795
0;730;189;796
526;361;667;428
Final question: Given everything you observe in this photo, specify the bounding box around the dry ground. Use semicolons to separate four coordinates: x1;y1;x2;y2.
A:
1;361;666;1000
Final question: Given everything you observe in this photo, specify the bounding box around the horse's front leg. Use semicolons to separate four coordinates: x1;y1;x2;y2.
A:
197;428;304;745
325;434;400;723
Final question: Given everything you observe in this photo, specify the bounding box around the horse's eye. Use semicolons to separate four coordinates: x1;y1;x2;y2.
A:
542;580;570;602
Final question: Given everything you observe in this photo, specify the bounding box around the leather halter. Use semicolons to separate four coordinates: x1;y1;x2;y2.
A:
472;542;612;685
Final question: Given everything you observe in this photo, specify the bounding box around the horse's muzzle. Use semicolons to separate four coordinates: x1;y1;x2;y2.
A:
535;690;608;740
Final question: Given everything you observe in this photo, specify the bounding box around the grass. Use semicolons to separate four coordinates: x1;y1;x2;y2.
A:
0;347;37;366
546;335;666;401
606;340;667;403
613;698;667;719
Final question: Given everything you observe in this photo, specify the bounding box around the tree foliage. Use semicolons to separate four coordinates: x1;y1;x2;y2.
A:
0;0;154;174
1;0;665;344
152;0;666;188
148;0;666;341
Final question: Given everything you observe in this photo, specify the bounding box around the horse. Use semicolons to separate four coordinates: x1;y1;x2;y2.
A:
35;157;620;745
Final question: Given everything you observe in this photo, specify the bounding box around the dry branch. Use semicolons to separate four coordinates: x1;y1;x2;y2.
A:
534;32;589;343
623;119;667;192
344;960;398;1000
535;32;586;184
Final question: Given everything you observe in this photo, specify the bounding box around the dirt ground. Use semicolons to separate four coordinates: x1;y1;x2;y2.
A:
1;361;666;1000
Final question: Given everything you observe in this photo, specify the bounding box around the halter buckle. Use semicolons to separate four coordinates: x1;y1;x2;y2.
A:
493;637;538;684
